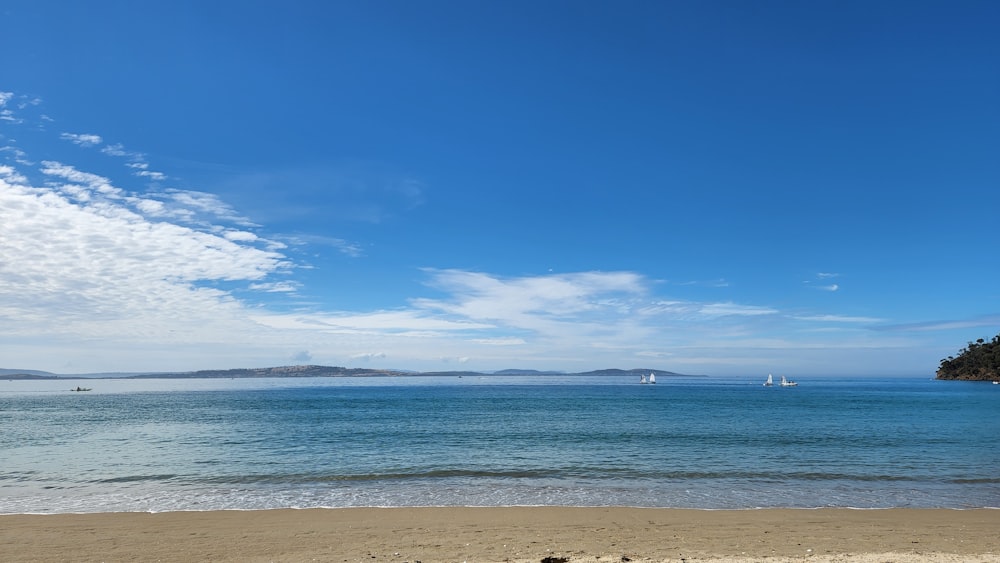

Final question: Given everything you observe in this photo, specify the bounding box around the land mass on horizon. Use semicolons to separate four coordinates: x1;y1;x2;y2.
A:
0;365;693;380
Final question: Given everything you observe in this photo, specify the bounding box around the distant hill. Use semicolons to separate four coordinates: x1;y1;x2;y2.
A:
126;365;412;379
1;372;61;380
0;368;58;378
493;369;566;375
937;332;1000;381
1;364;698;379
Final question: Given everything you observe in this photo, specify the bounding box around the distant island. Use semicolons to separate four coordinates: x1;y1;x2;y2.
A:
1;365;694;380
936;332;1000;381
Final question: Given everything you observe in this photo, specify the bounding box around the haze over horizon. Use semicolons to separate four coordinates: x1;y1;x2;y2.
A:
2;1;997;377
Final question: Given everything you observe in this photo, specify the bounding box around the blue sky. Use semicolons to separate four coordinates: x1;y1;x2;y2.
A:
1;0;997;376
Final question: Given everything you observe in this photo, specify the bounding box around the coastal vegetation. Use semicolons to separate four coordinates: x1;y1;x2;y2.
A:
936;332;1000;381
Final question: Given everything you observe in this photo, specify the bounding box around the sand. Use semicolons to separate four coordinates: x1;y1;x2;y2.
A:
1;507;998;562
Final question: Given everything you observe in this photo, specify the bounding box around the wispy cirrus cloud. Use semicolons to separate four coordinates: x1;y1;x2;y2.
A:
0;92;43;124
287;234;365;258
699;302;778;317
58;130;168;183
795;314;883;324
0;91;19;122
805;272;841;292
874;314;1000;332
126;161;167;181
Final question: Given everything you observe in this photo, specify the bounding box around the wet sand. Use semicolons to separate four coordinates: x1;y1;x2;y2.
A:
1;507;998;562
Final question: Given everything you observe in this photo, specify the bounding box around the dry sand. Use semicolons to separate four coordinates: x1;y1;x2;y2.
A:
1;507;998;562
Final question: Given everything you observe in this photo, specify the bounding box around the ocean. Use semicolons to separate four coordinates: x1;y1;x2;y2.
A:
1;375;998;514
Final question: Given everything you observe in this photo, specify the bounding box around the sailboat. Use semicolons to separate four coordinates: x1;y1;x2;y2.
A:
649;372;656;384
763;374;773;387
640;374;648;384
779;375;798;387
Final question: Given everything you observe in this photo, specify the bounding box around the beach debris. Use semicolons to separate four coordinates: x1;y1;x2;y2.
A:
540;557;568;563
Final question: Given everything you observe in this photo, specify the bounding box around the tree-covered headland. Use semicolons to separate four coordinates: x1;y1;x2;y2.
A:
936;332;1000;381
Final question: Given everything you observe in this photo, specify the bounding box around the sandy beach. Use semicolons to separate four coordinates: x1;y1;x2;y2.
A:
1;507;998;562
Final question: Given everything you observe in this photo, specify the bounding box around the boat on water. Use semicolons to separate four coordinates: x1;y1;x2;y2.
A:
71;386;92;392
639;374;648;384
779;375;798;387
649;372;656;384
763;374;773;387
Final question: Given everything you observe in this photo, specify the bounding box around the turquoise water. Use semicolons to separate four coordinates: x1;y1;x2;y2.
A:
1;375;998;513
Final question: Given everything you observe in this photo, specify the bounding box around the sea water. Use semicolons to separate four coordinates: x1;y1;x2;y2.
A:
1;375;998;513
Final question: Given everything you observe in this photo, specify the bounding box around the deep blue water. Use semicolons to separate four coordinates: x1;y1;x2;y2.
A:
1;375;998;513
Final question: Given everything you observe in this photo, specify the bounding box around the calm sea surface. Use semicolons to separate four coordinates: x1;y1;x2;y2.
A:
1;375;998;513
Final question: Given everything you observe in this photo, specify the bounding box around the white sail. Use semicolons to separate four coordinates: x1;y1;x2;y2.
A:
764;373;773;386
649;373;656;384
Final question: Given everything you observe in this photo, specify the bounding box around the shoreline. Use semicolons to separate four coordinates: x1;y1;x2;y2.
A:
2;507;998;562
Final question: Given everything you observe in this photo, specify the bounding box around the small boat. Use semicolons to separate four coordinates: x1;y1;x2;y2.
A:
71;386;92;392
779;375;798;387
649;372;656;384
763;374;773;387
639;374;648;384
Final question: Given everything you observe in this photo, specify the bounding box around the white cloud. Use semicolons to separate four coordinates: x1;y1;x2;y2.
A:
820;284;839;292
351;352;387;362
0;174;290;351
129;197;168;216
415;269;647;322
0;92;17;123
60;132;103;147
167;189;253;225
0;145;32;166
40;160;124;198
135;169;167;181
0;164;28;185
224;230;259;242
102;143;135;158
248;281;300;293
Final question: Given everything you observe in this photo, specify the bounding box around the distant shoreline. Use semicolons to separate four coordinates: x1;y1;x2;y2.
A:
1;365;699;380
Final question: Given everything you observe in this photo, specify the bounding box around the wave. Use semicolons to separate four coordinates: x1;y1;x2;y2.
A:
179;468;973;486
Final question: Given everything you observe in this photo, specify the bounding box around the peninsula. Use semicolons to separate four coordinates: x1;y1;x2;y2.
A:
936;332;1000;381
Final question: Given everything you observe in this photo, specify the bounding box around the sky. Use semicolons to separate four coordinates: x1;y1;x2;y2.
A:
1;0;998;376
